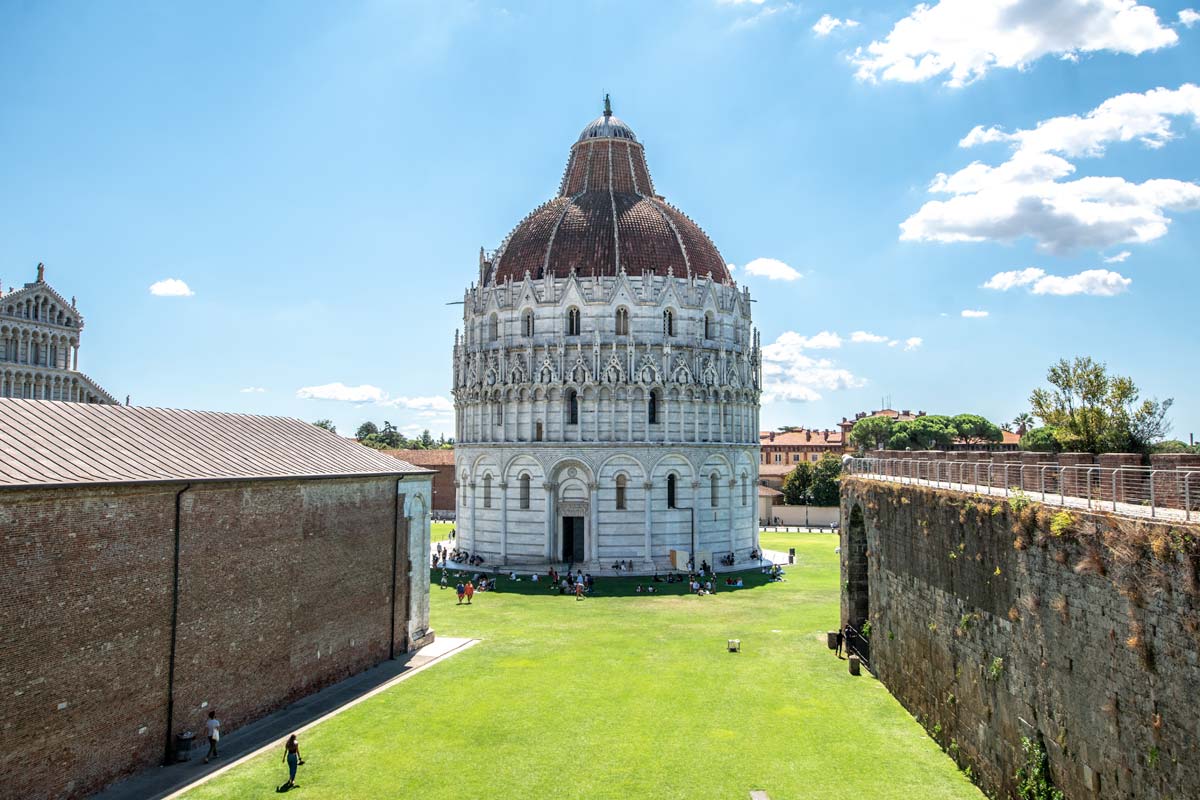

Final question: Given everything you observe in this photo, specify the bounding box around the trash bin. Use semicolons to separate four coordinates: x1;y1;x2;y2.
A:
788;547;795;565
175;731;195;763
848;655;861;676
826;631;838;649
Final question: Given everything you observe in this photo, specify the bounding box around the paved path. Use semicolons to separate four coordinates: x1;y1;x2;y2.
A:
856;471;1195;524
94;637;477;800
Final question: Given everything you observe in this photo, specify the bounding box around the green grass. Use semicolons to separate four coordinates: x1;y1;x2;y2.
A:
182;533;981;799
431;520;455;542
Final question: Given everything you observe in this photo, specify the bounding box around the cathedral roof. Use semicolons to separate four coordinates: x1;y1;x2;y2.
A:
486;98;730;286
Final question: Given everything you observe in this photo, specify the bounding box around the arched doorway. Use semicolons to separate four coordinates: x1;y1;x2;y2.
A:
847;505;869;630
556;469;591;565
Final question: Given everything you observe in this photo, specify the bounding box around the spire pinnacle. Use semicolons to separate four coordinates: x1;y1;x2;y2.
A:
603;93;612;118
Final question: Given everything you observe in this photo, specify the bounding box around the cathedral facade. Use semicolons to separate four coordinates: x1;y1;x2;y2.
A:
0;264;115;403
453;101;761;571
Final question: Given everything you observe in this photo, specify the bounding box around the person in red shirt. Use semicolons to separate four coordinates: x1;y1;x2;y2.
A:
464;580;475;605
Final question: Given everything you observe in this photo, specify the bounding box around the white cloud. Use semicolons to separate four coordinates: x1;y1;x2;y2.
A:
887;339;900;347
740;257;802;281
383;395;455;412
984;267;1131;296
850;330;889;343
149;278;194;297
813;13;859;36
961;309;990;318
982;267;1047;290
760;330;864;402
239;387;266;393
902;85;1200;254
1103;250;1131;263
1180;9;1200;27
853;0;1178;87
296;383;387;403
729;1;797;29
904;337;923;350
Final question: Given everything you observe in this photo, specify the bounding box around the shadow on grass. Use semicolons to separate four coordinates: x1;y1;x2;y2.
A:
431;567;784;598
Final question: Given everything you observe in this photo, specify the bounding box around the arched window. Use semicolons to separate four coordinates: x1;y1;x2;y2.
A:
489;313;499;341
667;473;677;509
567;389;579;425
741;473;748;506
615;307;629;336
567;307;581;336
519;473;531;509
616;474;627;510
647;390;658;425
704;312;713;339
663;309;674;337
710;472;719;508
494;402;504;424
523;309;534;337
483;474;492;508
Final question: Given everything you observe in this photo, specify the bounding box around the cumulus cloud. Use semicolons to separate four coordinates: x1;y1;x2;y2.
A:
383;395;455;412
1103;250;1131;263
1180;9;1200;27
983;267;1131;295
853;0;1178;87
296;383;387;403
961;309;990;318
902;85;1200;254
740;257;803;281
850;330;889;343
813;13;859;36
239;387;266;393
149;278;194;297
904;337;924;350
760;330;865;402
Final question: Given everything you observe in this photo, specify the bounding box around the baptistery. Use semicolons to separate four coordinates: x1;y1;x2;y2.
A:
453;98;761;571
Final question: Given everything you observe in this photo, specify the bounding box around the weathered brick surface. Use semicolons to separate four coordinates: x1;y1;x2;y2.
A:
842;478;1200;800
0;476;415;800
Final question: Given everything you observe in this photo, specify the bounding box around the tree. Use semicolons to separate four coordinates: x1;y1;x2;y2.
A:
782;461;813;505
1020;426;1062;453
355;421;379;440
312;419;336;434
1029;357;1173;454
810;453;842;506
419;429;435;449
1011;412;1034;436
951;413;1002;445
777;425;802;433
1152;439;1200;455
889;415;956;450
849;415;894;451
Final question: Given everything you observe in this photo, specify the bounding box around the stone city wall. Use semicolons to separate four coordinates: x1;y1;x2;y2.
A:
0;476;426;800
841;476;1200;800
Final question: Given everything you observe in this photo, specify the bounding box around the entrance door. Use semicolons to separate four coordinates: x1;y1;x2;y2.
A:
561;516;585;563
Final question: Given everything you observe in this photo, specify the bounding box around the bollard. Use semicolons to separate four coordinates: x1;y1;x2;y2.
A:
827;631;838;649
848;654;861;676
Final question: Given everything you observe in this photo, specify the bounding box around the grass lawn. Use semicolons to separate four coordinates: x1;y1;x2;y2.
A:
182;533;980;799
431;520;455;542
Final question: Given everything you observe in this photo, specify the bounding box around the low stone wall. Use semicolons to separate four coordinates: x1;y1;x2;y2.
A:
841;477;1200;799
762;504;840;527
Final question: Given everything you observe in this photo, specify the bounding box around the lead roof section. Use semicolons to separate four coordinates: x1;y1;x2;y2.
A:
0;399;431;488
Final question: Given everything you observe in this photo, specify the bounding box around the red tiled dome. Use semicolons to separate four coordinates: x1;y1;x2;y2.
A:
486;104;730;286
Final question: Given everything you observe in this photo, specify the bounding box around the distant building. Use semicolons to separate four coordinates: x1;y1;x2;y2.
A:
0;263;115;403
760;428;844;468
383;448;455;513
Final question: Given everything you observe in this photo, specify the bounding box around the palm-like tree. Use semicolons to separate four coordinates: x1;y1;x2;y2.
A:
1012;412;1034;436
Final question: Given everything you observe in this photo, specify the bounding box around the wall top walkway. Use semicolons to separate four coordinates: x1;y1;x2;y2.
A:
845;453;1200;524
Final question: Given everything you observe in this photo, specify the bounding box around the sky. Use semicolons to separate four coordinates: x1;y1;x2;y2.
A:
2;0;1198;442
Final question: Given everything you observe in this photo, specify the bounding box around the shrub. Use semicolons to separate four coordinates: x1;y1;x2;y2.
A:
1009;489;1032;513
1015;737;1064;800
987;657;1004;681
1049;511;1073;537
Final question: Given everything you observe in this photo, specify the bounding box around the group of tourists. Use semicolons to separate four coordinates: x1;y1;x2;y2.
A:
763;563;785;582
610;559;636;572
433;542;484;568
547;567;592;598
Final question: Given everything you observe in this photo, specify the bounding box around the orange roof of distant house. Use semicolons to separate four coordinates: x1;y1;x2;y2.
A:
758;485;783;497
758;428;844;446
759;463;800;477
382;448;455;466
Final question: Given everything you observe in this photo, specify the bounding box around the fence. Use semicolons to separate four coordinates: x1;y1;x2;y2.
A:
845;455;1200;523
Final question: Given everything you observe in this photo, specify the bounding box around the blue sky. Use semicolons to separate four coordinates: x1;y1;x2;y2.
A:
2;0;1198;441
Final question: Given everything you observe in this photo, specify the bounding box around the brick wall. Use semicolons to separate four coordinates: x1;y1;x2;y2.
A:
0;476;422;800
842;478;1200;799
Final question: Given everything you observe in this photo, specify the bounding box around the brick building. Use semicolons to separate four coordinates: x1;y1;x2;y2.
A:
0;399;434;800
383;448;455;514
759;428;844;468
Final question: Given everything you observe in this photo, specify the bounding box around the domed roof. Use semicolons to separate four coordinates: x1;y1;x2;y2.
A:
486;98;729;286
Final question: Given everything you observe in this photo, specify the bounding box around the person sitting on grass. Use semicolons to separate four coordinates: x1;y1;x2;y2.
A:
646;585;655;594
636;584;643;593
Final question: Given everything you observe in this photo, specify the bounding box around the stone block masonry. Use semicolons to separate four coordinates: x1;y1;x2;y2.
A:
842;477;1200;800
0;476;426;800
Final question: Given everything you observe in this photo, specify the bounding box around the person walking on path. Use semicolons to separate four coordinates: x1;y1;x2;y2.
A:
202;711;220;763
464;580;475;605
281;734;302;790
834;628;845;658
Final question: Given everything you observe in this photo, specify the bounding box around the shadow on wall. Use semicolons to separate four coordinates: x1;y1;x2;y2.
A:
430;568;780;599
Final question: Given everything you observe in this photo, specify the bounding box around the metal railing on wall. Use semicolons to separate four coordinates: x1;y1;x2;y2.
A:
845;456;1199;523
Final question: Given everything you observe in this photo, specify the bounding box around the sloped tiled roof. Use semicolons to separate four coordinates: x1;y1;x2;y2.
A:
758;485;783;497
0;399;431;489
759;428;844;446
382;448;455;466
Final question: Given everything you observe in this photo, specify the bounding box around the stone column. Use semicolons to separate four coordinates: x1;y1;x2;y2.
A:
468;481;477;553
544;482;556;561
691;480;701;557
589;482;600;564
642;480;654;565
498;480;509;564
